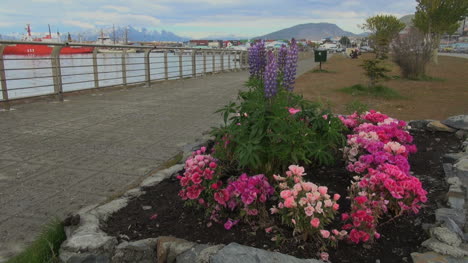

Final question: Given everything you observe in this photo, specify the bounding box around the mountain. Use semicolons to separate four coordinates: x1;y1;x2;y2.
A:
0;25;189;42
255;23;358;40
399;14;415;27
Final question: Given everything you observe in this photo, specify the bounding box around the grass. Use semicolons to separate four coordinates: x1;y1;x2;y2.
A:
6;219;66;263
344;100;369;114
338;84;404;100
310;69;336;73
408;75;446;82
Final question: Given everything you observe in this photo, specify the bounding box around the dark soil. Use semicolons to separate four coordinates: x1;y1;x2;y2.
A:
103;130;462;263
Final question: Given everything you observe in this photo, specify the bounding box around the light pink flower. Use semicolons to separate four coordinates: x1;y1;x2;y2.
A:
304;205;315;217
284;197;297;208
265;227;273;233
322;114;328;120
332;203;340;211
320;230;330;238
318;186;328;195
320;252;329;262
324;199;333;207
333;193;341;201
270;207;279;214
288;165;305;176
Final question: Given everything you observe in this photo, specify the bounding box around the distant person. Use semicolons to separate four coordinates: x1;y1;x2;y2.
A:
350;49;358;59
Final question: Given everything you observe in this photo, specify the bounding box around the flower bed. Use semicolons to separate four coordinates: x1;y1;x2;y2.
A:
99;40;465;262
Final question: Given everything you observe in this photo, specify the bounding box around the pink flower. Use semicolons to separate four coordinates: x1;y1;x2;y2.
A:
214;189;230;206
288;165;305;176
320;252;329;262
284;197;297;208
324;199;333;207
374;232;381;239
341;213;349;221
318;186;328;195
280;190;292;199
191;172;203;184
292;219;296;225
270;207;279;214
332;203;340;211
304;205;315;217
320;230;330;238
322;114;328;120
310;218;320;228
265;227;273;233
333;193;341;201
149;213;158;220
224;219;239;230
288;107;301;115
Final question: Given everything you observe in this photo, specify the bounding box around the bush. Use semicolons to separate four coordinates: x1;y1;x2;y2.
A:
360;59;390;88
392;27;433;79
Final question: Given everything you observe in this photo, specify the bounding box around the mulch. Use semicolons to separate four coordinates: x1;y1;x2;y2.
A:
103;130;462;263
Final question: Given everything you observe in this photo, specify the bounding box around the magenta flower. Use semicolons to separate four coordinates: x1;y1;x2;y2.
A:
288;108;301;115
224;218;239;230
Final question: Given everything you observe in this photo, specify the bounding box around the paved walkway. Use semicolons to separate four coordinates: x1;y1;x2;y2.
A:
439;52;468;59
0;57;319;261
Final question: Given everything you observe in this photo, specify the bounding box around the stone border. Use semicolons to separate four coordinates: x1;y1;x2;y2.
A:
58;137;321;263
408;117;468;262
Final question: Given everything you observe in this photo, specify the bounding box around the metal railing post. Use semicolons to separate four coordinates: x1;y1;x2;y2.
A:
92;48;99;89
220;51;224;72
192;50;196;77
50;46;64;101
212;51;216;73
0;45;10;110
121;49;127;86
228;51;231;71
203;51;207;75
234;51;238;71
144;49;151;87
239;51;243;69
179;49;183;78
164;50;168;80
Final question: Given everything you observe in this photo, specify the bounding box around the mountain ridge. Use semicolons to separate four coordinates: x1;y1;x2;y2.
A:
255;23;359;40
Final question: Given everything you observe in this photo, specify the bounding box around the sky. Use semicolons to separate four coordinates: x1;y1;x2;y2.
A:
0;0;418;38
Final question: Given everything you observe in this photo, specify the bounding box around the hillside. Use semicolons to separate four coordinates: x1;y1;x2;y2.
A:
255;23;357;40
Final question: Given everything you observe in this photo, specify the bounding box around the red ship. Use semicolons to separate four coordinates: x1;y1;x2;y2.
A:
3;24;94;56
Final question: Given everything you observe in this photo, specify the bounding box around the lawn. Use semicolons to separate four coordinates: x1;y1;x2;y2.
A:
295;53;468;120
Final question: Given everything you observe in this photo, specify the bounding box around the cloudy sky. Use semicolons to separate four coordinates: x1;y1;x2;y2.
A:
0;0;417;38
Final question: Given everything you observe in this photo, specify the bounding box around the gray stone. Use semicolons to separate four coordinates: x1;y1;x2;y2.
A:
112;238;158;263
140;164;184;188
455;130;468;140
176;244;224;263
411;251;468;263
442;218;467;242
442;115;468;131
447;177;463;187
454;159;468;185
422;238;468;258
58;251;110;263
447;188;465;210
156;236;195;263
435;208;466;228
427;121;457;133
408;120;432;130
444;153;468;164
93;198;128;222
211;243;321;263
444;163;456;178
431;227;462;246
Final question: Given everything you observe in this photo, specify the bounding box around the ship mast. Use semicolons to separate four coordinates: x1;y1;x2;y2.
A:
48;24;51;37
26;24;31;37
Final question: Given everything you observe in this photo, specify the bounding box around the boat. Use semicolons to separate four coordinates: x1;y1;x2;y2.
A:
3;24;94;56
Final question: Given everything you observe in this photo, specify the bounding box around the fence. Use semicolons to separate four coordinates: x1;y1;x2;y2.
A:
0;40;249;110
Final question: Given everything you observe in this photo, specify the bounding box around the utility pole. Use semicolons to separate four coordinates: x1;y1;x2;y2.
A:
113;24;116;45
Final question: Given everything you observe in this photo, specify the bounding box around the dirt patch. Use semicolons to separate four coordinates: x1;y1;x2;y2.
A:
103;130;462;263
295;53;468;120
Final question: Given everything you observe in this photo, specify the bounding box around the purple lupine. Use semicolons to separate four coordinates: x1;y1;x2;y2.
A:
263;50;278;98
248;41;266;78
283;39;299;92
277;44;288;74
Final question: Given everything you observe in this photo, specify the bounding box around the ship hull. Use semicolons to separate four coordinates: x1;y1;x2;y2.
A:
3;44;94;55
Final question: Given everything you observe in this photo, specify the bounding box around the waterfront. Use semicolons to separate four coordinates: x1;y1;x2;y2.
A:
2;52;240;100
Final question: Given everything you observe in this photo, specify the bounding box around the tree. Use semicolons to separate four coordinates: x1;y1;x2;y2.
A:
361;15;406;59
339;36;351;47
413;0;468;63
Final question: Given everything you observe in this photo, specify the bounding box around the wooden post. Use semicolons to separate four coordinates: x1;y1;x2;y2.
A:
50;46;64;101
121;49;127;86
92;48;99;89
144;49;151;87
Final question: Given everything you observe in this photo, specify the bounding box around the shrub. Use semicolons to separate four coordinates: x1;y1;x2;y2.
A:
392;27;434;79
271;165;345;243
212;40;345;175
360;59;390;88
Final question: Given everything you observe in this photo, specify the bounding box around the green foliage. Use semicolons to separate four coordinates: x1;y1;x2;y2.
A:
360;59;391;87
7;219;65;263
339;84;403;100
361;15;406;59
211;79;346;176
413;0;468;36
345;100;369;114
339;36;351;47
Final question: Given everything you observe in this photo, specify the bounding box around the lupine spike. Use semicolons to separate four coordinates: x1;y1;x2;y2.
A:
263;50;278;98
283;38;299;92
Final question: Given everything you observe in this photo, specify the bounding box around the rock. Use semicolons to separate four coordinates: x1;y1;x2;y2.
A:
442;115;468;131
141;164;184;188
112;238;158;263
447;187;465;210
156;236;195;263
447;177;463;187
454;159;468;186
142;205;152;210
422;238;468;258
176;244;224;263
211;243;321;263
455;130;468;140
443;153;468;164
59;213;117;263
431;227;462;247
442;218;467;242
427;121;457;133
409;120;432;130
444;163;456;178
411;251;468;263
435;208;466;228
